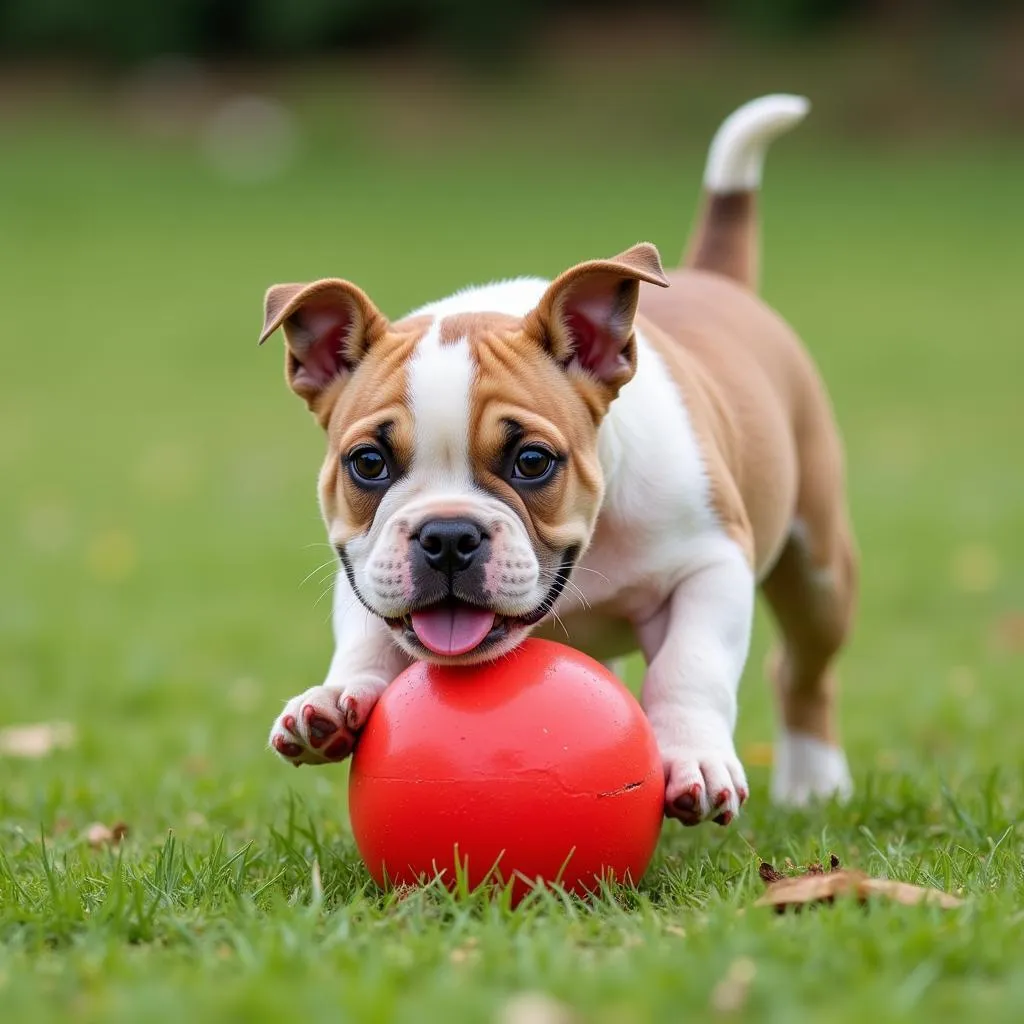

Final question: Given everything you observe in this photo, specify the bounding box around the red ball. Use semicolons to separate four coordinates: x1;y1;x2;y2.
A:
348;638;664;901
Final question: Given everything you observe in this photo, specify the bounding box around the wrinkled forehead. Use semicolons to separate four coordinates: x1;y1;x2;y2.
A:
405;314;517;479
328;311;571;469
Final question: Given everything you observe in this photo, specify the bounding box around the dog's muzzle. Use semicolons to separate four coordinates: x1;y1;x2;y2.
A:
401;517;497;656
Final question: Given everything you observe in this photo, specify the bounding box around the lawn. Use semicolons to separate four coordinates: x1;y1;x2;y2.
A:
1;58;1023;1022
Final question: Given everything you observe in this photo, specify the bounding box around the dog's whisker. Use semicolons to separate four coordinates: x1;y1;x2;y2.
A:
548;609;570;639
300;559;338;588
573;565;609;584
313;579;337;611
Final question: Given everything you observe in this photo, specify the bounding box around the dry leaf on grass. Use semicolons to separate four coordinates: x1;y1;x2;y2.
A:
496;992;577;1024
756;858;962;912
858;878;964;909
0;721;76;758
710;957;757;1014
992;612;1024;653
85;822;130;849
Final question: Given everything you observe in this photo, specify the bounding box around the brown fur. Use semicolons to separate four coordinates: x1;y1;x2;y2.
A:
683;192;759;290
319;319;430;540
461;316;606;556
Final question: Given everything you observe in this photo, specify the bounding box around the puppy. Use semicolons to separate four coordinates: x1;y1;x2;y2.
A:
262;95;856;824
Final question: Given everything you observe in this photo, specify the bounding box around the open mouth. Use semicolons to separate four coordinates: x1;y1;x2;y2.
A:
386;601;515;658
383;546;580;659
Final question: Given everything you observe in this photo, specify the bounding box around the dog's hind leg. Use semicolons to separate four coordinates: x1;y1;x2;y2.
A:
762;456;858;806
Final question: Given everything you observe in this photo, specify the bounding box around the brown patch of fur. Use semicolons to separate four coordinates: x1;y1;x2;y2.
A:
438;312;520;346
638;269;857;747
318;317;431;540
684;191;758;290
457;314;607;558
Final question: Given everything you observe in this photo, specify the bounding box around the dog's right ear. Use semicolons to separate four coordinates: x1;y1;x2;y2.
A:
260;279;389;411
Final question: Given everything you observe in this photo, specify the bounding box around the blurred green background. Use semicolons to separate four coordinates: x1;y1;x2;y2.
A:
1;2;1023;1020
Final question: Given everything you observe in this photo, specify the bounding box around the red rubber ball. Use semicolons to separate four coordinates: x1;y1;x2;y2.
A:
349;638;664;901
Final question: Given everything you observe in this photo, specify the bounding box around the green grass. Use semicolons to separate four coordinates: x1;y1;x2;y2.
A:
1;66;1023;1023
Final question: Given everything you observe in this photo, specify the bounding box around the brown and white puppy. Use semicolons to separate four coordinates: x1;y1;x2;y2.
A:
263;95;857;823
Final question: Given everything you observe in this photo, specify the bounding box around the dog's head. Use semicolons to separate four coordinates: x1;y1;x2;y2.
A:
260;244;667;663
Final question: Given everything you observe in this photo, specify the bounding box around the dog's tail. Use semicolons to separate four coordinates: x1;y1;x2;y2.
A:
684;94;809;291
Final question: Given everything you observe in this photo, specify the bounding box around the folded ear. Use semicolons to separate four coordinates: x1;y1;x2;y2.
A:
526;242;669;392
259;278;389;407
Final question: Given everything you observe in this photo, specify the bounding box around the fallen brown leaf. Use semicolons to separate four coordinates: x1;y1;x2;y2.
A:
859;878;964;909
992;612;1024;653
85;821;130;849
0;721;76;758
755;868;962;912
496;992;577;1024
710;957;757;1014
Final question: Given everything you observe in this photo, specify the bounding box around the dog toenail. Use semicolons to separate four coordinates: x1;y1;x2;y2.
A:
715;789;731;808
282;715;296;733
342;697;359;729
713;810;733;826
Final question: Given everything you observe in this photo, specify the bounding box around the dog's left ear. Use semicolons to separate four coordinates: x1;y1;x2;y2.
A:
526;242;669;392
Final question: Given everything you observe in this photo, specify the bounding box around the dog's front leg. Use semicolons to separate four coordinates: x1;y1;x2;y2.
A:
268;570;411;766
638;541;754;825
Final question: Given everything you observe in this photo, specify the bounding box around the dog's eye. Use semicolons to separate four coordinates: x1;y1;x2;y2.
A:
512;446;556;482
347;445;389;484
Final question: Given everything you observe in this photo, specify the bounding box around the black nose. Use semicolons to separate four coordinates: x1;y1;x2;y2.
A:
415;518;485;574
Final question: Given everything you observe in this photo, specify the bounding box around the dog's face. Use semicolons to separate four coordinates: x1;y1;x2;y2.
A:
261;245;667;663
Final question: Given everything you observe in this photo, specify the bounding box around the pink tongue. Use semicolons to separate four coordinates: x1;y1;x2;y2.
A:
410;604;496;656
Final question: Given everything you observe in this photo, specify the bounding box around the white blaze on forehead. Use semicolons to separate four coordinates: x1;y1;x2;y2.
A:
407;320;475;482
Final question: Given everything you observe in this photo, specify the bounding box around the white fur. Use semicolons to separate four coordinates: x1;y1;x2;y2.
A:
409;278;548;320
635;538;754;821
771;731;853;806
703;94;809;193
407;322;474;484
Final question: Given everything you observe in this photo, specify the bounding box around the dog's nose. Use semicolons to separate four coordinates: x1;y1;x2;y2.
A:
415;518;485;574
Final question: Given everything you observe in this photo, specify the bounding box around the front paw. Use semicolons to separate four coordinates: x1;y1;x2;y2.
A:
663;751;748;826
269;683;377;767
656;722;749;826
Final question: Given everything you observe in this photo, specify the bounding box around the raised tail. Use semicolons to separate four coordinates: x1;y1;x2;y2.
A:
684;94;809;291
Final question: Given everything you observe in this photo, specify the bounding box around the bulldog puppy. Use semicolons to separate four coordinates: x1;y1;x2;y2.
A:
263;94;856;824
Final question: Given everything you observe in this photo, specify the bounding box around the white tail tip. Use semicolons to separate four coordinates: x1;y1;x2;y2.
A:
703;94;810;193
